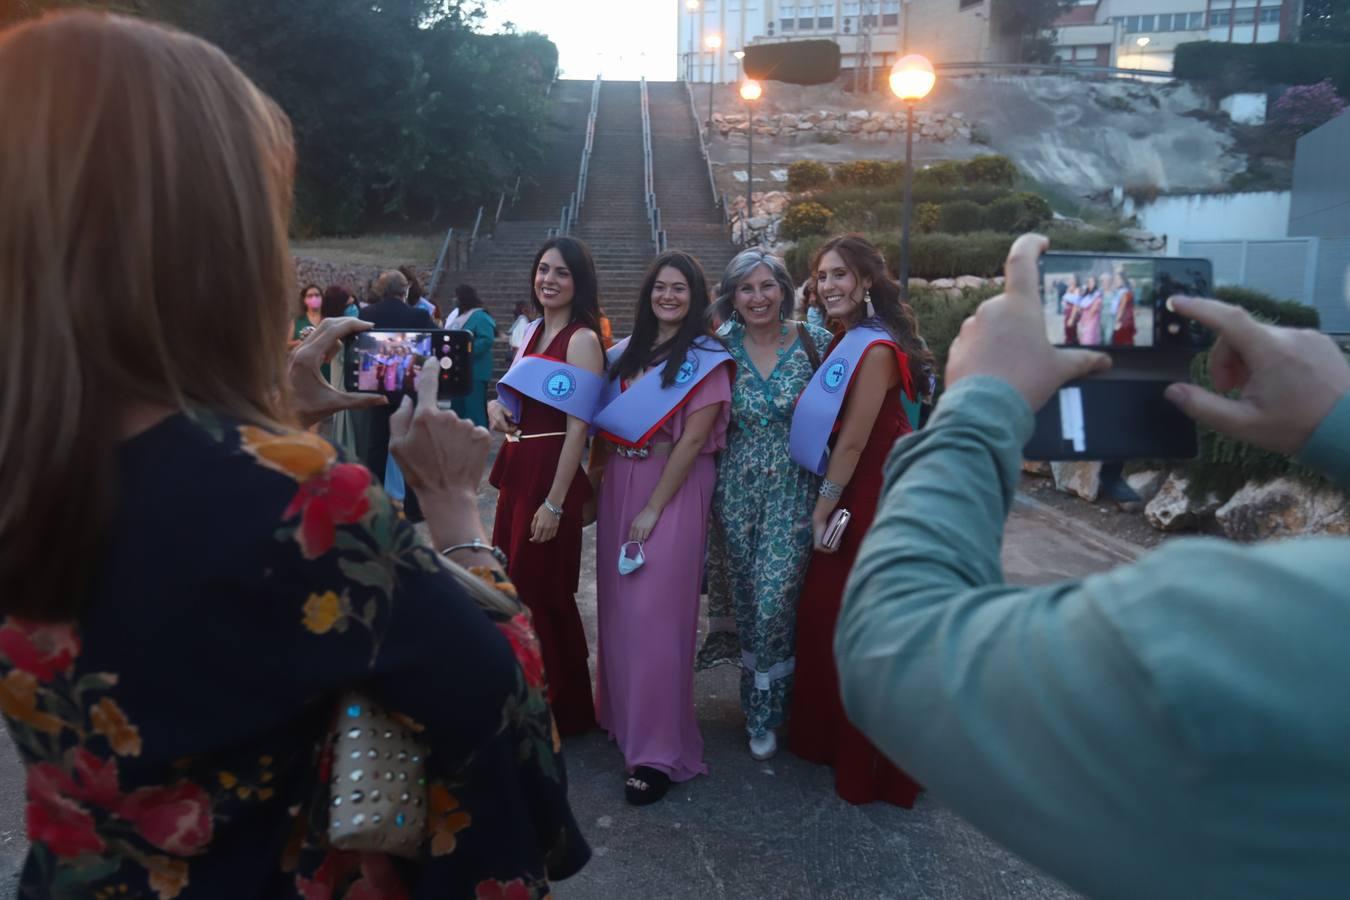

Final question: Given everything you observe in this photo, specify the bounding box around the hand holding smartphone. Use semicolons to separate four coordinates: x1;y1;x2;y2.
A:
342;329;472;402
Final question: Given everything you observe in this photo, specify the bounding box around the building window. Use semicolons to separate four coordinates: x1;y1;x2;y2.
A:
1139;14;1155;30
1233;7;1256;23
1188;11;1205;28
1259;7;1281;22
1209;9;1231;25
799;15;815;26
819;15;835;27
882;12;899;24
862;13;878;25
959;0;981;8
781;17;795;28
882;0;900;10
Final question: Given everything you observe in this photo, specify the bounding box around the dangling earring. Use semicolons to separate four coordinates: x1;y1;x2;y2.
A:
864;289;876;319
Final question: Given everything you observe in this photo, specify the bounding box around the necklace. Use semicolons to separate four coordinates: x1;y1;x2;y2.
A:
746;324;790;355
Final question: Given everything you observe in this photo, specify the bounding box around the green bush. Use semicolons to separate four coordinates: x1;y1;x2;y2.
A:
916;160;966;188
915;202;940;233
784;235;828;282
1043;227;1134;252
962;154;1018;187
780;201;834;240
1015;192;1054;230
937;200;985;234
787;160;832;192
907;285;1001;387
833;160;890;187
1213;285;1319;326
985;196;1027;232
1174;40;1350;98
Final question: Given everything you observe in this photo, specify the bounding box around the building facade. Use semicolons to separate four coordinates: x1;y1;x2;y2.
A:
675;0;1010;84
1288;112;1350;334
1053;0;1293;73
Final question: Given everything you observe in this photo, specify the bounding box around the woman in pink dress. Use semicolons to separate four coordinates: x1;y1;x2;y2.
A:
1075;277;1104;347
592;251;731;805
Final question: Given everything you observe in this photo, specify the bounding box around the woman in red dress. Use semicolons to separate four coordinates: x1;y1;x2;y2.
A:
1112;275;1137;346
487;237;606;736
788;234;935;807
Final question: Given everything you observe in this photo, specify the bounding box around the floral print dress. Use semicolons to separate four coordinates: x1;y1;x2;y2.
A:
700;320;834;740
5;412;588;899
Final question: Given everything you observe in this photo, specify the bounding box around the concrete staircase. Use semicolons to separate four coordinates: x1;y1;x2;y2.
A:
438;79;737;385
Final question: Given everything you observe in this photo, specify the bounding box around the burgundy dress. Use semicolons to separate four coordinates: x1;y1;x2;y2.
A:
788;344;923;808
490;321;597;736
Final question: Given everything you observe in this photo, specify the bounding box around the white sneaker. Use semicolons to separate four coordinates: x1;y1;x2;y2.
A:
749;731;778;761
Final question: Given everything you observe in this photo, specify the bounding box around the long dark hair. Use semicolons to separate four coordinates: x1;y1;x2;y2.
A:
298;282;321;315
320;285;350;319
528;236;603;338
612;251;713;388
454;283;482;311
811;234;935;390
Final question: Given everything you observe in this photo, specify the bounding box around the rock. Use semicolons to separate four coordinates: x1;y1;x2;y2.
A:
1145;473;1219;532
930;278;957;289
1022;460;1052;477
943;287;964;299
1121;227;1166;252
1051;461;1102;502
908;278;930;291
954;275;986;289
1215;478;1350;542
862;119;883;133
1125;469;1167;504
847;109;871;121
796;120;815;131
992;276;1005;286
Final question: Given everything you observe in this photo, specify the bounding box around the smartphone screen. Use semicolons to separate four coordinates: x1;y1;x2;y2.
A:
1040;254;1213;351
344;329;472;399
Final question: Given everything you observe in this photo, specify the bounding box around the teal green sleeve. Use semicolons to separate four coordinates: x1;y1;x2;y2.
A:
468;309;498;381
836;376;1350;900
1296;393;1350;489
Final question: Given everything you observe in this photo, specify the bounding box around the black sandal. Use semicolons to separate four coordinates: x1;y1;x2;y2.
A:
624;766;671;806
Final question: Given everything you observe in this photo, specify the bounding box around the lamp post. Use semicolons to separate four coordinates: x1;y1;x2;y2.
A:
733;48;745;84
739;78;762;243
704;33;722;126
685;0;700;82
889;53;935;301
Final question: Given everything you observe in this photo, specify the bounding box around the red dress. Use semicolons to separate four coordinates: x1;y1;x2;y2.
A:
490;321;597;736
788;356;923;807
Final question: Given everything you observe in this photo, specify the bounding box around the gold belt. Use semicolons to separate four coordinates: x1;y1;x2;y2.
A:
505;431;567;443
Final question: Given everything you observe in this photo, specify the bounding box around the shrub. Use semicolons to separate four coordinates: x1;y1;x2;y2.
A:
815;132;841;145
784;234;829;282
1272;79;1346;135
916;160;966;188
962;154;1018;187
907;285;1001;388
937;200;985;234
1015;192;1053;230
1212;285;1319;327
780;201;834;241
915;202;940;234
787;160;832;192
986;196;1028;232
1173;40;1350;98
833;160;890;187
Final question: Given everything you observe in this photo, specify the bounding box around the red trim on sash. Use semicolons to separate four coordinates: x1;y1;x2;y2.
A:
598;359;736;450
797;337;916;433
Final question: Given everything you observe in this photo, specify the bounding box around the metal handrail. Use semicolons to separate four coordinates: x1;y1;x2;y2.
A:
935;61;1175;81
427;226;455;301
550;77;601;237
640;78;667;253
684;80;720;210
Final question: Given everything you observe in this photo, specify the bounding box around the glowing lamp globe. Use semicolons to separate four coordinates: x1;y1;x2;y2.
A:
686;0;699;9
706;33;723;50
739;79;763;102
889;54;936;102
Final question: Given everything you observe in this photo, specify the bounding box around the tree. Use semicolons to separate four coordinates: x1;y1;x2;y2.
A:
991;0;1076;63
1301;0;1350;42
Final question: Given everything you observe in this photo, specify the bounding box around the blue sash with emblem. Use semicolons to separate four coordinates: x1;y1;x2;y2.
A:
593;337;736;448
789;320;912;475
496;321;606;424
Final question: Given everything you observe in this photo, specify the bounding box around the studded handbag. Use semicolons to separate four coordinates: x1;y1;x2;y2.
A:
326;691;429;859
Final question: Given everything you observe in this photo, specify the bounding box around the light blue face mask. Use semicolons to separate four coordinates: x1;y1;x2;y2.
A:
618;541;645;576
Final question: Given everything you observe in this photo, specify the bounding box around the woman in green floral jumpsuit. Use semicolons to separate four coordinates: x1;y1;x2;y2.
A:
700;248;833;760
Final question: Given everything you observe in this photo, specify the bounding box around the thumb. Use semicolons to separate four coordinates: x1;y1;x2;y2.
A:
1055;349;1112;382
388;394;414;440
344;393;389;412
1165;382;1256;437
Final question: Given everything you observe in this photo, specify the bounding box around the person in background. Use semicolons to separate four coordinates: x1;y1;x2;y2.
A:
788;233;933;807
597;309;615;349
486;237;606;737
446;283;497;428
290;283;324;348
321;284;359;320
1112;273;1137;347
509;300;531;350
315;286;360;454
1072;275;1103;347
592;251;731;805
700;248;833;762
837;233;1350;900
401;265;438;321
0;12;589;898
1061;274;1082;345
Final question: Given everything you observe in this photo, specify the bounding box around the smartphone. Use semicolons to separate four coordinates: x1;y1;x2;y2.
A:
1025;253;1215;461
342;329;472;400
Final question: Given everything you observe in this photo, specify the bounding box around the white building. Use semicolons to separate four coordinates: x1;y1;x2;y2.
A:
675;0;1013;83
1054;0;1292;72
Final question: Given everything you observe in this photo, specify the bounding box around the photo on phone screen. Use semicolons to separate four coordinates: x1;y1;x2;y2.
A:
1042;256;1154;348
344;329;471;399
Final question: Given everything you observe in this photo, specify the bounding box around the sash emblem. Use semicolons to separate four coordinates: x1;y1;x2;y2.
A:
545;369;577;401
822;358;849;393
675;357;700;385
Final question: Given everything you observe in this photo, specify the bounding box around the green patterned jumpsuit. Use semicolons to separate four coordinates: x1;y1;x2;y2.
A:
700;320;833;739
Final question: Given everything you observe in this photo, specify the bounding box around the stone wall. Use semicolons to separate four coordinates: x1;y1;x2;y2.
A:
713;109;973;144
294;257;432;301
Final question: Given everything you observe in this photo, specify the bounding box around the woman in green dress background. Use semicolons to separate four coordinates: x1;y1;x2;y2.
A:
701;248;832;762
445;283;497;427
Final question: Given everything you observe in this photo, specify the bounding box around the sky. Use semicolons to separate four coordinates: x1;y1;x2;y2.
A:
479;0;676;81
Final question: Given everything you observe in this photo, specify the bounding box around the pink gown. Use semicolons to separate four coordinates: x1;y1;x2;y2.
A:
1076;292;1103;346
594;365;731;781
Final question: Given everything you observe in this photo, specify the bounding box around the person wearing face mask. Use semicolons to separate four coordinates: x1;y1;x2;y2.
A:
588;251;732;805
290;283;324;345
697;248;833;763
787;233;935;807
487;237;607;737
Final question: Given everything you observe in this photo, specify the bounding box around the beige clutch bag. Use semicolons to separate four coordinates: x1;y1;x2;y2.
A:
327;691;429;859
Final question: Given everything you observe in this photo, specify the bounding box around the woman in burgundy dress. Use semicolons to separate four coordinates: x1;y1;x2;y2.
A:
488;237;606;736
789;234;935;807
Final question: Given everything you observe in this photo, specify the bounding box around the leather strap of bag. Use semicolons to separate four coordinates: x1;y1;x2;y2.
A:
797;322;821;371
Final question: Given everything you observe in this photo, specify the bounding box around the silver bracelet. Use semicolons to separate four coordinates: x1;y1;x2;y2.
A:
542;498;564;517
819;478;844;500
440;541;509;569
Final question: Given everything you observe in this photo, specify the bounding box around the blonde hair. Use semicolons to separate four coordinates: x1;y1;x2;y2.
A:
0;12;297;617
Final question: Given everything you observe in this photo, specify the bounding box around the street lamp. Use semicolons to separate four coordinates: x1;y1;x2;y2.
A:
889;53;935;300
739;78;763;240
705;33;722;125
686;0;700;82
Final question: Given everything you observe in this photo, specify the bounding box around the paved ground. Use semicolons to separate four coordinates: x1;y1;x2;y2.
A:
0;466;1146;899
